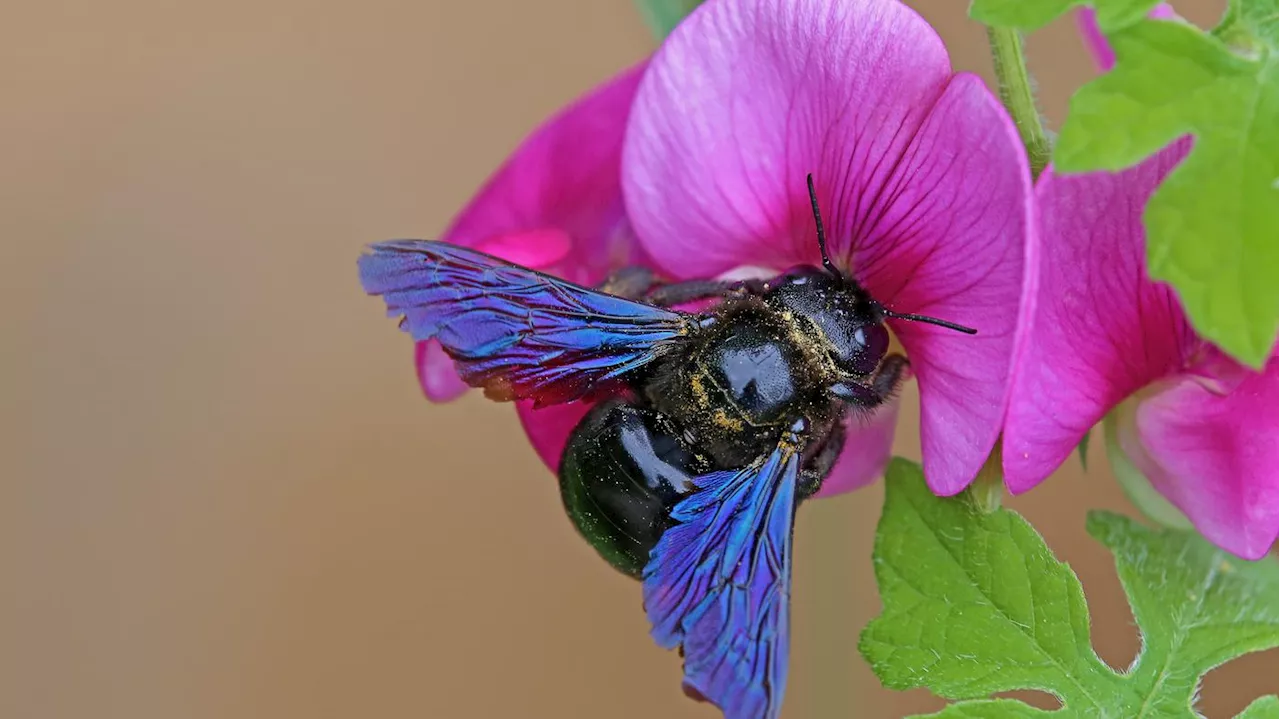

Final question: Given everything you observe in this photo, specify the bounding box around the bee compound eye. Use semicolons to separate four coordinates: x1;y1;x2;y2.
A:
838;322;889;375
863;323;889;357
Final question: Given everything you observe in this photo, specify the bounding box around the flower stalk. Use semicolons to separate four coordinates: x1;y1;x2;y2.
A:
964;440;1005;513
986;26;1051;178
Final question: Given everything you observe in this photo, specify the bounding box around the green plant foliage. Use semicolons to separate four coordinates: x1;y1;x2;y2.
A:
1237;695;1280;719
860;459;1279;717
970;0;1163;33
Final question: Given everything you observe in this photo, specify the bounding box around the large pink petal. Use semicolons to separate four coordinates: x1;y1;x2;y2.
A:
861;76;1033;495
623;0;1032;494
1003;143;1197;492
417;62;650;402
1117;350;1279;559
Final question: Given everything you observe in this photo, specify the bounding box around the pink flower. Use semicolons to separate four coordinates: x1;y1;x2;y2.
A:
1003;10;1278;559
421;0;1034;498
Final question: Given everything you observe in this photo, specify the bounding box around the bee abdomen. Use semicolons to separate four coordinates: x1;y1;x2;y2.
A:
557;398;710;578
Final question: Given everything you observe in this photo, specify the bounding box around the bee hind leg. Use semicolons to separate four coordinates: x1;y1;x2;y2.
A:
798;418;845;497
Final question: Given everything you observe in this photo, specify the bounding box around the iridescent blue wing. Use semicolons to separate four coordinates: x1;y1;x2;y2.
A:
643;439;800;719
358;240;694;406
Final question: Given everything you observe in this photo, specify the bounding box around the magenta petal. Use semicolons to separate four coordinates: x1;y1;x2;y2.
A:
517;401;592;473
475;228;574;269
623;0;1031;494
1120;351;1279;559
812;401;900;498
1003;145;1196;492
413;62;649;403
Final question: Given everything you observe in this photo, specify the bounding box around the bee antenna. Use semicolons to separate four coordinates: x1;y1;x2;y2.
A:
806;173;839;278
881;308;978;335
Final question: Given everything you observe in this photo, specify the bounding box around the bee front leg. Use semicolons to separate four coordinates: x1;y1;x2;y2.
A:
827;355;910;409
870;354;910;399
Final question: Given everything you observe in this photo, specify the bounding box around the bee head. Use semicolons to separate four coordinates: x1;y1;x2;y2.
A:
796;173;977;375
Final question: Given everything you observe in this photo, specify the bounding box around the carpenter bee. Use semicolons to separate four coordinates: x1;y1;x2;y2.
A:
357;175;975;719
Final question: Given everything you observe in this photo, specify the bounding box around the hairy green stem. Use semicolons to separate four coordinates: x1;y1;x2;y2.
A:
986;26;1051;179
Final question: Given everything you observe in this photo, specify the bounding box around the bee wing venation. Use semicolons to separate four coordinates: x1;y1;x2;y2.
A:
643;440;798;719
358;240;690;405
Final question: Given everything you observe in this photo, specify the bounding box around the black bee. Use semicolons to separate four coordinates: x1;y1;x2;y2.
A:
358;175;975;719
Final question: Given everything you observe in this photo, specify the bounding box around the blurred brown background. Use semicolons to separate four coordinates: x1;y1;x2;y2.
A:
3;1;1272;717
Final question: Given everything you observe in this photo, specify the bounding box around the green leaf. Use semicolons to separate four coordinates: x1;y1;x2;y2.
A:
969;0;1163;33
632;0;702;39
915;699;1054;718
1238;695;1280;719
860;459;1128;706
1086;512;1279;711
1214;0;1279;54
969;0;1077;33
860;459;1279;717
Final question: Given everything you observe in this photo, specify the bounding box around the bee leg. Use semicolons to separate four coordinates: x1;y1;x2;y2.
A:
828;381;881;408
827;355;910;409
798;417;846;498
644;280;747;307
596;266;659;299
597;267;759;306
870;354;910;398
